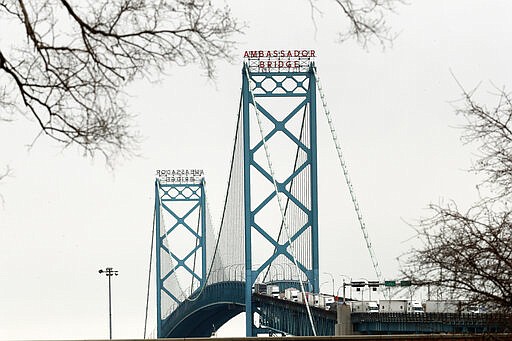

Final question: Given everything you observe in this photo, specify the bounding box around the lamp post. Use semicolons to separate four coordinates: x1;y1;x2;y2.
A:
322;272;335;297
320;280;330;294
99;267;118;339
338;275;351;303
272;263;285;281
336;281;347;304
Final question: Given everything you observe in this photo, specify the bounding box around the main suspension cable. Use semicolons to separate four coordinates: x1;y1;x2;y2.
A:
143;195;157;339
313;66;382;282
190;208;201;295
184;92;244;301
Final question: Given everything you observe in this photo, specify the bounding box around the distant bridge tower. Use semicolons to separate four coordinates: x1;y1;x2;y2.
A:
154;170;207;338
242;52;319;336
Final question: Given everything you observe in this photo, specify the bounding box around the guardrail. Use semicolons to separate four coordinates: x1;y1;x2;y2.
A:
352;312;512;334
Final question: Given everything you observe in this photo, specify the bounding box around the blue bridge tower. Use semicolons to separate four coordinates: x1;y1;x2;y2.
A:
154;170;208;337
242;58;320;336
152;54;322;337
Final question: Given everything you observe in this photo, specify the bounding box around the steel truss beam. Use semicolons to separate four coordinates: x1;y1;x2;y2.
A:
242;64;319;336
154;180;207;337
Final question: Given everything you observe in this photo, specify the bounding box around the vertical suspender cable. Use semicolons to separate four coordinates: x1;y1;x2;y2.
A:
244;65;317;336
187;94;243;298
144;190;157;339
190;210;201;294
312;66;382;282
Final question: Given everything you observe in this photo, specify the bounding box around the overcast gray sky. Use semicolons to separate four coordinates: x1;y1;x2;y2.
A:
1;0;511;339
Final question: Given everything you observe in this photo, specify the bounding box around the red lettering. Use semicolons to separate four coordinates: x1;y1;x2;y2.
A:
259;61;265;68
244;49;316;64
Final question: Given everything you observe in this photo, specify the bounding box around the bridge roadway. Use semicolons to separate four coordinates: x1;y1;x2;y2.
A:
161;281;336;337
161;281;512;337
161;281;245;337
52;336;512;341
125;336;512;341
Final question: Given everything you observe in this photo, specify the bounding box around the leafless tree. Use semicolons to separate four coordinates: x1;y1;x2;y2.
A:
0;165;12;205
0;0;403;165
309;0;404;49
401;85;512;312
0;0;241;162
401;201;512;312
456;84;512;199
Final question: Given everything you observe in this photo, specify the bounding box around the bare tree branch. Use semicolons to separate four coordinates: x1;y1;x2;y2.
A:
0;165;12;206
401;201;512;312
0;0;241;163
454;82;512;199
0;0;403;164
0;165;11;181
401;82;512;313
308;0;405;49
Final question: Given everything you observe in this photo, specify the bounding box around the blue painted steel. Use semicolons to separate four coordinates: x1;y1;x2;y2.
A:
309;69;319;293
200;184;207;285
162;286;512;337
254;293;335;336
242;67;254;336
154;179;208;338
152;64;512;338
154;181;162;337
241;63;320;336
161;281;245;337
351;312;512;334
265;280;311;293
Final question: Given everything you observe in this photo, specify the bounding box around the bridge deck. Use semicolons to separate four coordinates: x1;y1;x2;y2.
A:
74;335;512;341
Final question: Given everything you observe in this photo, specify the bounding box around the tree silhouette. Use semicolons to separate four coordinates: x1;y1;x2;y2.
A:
402;84;512;312
0;0;402;163
0;0;240;162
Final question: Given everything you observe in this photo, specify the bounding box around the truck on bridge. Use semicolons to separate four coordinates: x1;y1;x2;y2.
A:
350;301;379;313
254;283;267;295
284;288;299;302
424;300;483;313
379;299;424;313
318;294;335;310
266;285;280;298
379;299;407;313
297;291;315;305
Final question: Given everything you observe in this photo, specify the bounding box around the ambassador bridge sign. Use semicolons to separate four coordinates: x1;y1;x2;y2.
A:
244;49;316;72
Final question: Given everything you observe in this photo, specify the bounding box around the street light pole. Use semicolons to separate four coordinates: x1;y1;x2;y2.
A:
99;267;118;339
338;275;351;303
342;279;346;304
322;272;335;297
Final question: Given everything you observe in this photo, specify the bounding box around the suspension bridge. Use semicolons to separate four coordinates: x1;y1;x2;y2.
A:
149;52;511;338
151;51;381;337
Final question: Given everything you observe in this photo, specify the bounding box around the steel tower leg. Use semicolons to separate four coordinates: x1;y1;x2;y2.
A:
242;67;255;336
155;180;162;338
241;63;319;336
154;176;208;337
